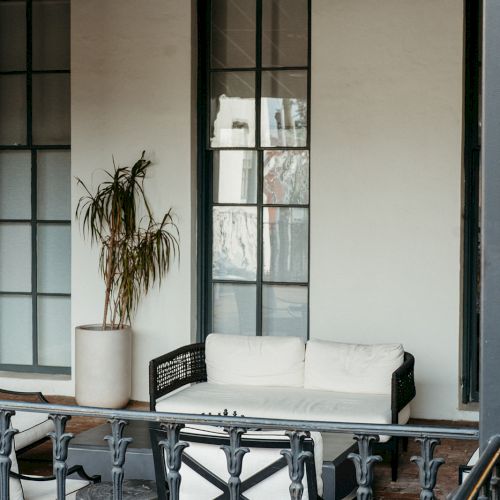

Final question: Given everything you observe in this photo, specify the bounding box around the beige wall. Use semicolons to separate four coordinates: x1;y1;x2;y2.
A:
310;0;476;419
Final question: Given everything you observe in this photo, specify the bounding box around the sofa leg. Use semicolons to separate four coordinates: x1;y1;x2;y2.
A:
391;438;399;482
402;436;409;452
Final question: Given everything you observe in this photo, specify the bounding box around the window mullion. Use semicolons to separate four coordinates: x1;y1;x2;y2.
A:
255;0;263;336
256;152;263;336
31;150;38;367
27;0;39;368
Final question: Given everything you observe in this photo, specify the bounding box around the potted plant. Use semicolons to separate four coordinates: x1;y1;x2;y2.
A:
75;152;179;408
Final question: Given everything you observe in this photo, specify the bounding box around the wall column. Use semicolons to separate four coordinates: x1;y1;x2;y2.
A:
479;0;500;448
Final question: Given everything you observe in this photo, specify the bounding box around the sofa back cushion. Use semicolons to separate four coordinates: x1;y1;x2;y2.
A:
304;339;404;395
206;334;305;387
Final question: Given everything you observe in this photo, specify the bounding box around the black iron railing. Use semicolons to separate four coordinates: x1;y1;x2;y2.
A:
0;400;479;500
449;435;500;500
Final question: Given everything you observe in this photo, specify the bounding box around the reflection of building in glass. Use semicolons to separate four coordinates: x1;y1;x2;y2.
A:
263;150;309;204
215;150;257;204
211;95;307;148
263;208;308;282
212;207;258;281
211;96;255;147
261;97;307;147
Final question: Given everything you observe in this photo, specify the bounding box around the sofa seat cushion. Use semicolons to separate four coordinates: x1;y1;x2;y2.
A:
206;334;305;387
305;339;404;395
156;382;410;432
22;478;89;500
11;412;54;451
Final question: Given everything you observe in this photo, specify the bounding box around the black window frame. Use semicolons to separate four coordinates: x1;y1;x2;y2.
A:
0;0;71;375
197;0;312;341
461;0;482;404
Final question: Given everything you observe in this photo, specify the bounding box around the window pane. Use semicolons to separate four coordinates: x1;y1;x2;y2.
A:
263;150;309;205
0;223;31;292
262;285;307;339
213;206;257;281
0;75;27;146
261;70;307;147
0;295;32;365
38;296;70;367
213;283;256;335
0;2;26;71
214;150;258;204
263;207;308;282
33;0;70;71
211;0;256;69
211;72;255;148
33;74;71;145
37;223;71;293
37;151;71;220
0;152;31;220
262;0;308;68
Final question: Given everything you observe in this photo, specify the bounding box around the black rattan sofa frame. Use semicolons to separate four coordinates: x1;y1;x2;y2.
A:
149;343;416;483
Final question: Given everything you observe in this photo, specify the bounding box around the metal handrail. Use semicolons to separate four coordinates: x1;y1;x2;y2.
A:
0;400;479;439
449;435;500;500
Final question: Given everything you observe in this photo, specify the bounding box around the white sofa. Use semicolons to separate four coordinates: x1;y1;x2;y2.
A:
150;334;416;496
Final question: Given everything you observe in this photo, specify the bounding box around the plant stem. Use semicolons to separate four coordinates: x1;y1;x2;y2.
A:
103;213;118;329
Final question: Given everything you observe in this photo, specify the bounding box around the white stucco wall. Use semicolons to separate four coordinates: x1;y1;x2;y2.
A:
310;0;477;420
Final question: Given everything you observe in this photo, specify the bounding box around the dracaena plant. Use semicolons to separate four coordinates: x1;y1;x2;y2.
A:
76;152;179;330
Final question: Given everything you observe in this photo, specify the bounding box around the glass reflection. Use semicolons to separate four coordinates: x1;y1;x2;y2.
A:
213;206;257;280
0;152;31;220
261;70;307;147
0;223;32;293
263;207;308;282
211;72;255;148
211;0;256;69
214;150;258;204
0;2;26;71
0;296;32;365
262;0;308;68
0;75;27;146
263;150;309;205
37;223;71;294
38;296;71;367
33;74;71;145
33;0;70;71
262;285;307;339
213;283;256;336
37;151;71;220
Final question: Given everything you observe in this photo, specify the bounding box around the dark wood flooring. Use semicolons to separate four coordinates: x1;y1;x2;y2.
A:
11;395;478;499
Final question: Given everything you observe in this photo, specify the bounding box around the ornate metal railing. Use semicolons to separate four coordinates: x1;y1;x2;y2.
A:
449;435;500;500
0;400;479;500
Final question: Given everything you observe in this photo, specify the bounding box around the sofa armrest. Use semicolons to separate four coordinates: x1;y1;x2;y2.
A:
149;343;207;410
391;352;416;423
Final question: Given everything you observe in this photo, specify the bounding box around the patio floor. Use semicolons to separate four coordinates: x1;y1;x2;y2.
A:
15;396;478;499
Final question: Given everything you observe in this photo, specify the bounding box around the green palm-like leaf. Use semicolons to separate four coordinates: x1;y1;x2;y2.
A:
75;152;179;329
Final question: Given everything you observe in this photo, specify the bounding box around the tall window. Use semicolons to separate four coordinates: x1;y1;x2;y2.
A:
462;0;482;403
0;0;71;373
198;0;311;339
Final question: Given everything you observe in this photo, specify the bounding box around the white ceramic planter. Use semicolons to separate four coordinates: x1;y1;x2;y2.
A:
75;325;132;409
